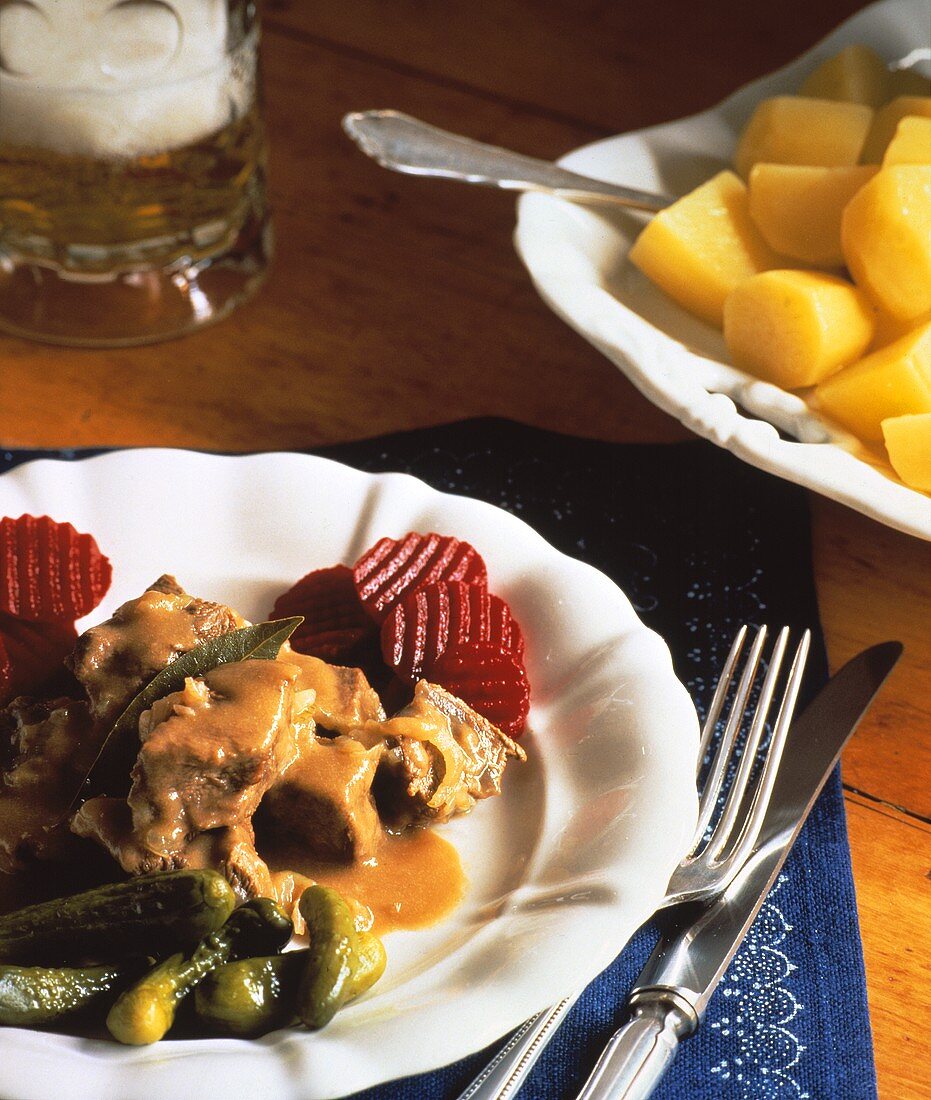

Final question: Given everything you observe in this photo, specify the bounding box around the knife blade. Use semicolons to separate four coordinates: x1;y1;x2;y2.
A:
575;640;902;1100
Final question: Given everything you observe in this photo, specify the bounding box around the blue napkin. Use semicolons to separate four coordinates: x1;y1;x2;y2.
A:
0;421;876;1100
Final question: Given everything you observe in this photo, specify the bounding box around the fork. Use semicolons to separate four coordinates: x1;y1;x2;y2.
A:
456;624;811;1100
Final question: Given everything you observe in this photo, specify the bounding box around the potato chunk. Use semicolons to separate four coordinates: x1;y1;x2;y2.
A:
735;97;873;178
814;322;931;441
860;96;931;163
871;308;931;350
882;413;931;491
723;270;874;389
841;166;931;322
799;45;892;108
882;116;931;166
748;164;878;265
628;171;782;326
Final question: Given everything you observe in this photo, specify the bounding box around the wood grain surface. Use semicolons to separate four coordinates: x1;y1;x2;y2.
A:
1;2;928;1096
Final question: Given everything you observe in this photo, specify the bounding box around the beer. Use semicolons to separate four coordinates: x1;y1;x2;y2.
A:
0;107;266;270
0;0;270;345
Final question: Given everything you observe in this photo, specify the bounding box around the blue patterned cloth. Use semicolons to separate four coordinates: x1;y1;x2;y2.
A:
0;421;876;1100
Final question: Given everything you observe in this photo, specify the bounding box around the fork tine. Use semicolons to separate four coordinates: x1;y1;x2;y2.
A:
706;626;790;860
695;624;748;775
691;624;768;847
710;629;810;869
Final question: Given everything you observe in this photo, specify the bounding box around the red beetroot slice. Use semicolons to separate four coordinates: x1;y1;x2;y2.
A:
427;641;530;738
381;581;524;683
0;515;112;623
0;634;12;703
290;629;380;668
353;533;487;623
380;583;451;683
0;612;77;704
271;565;378;662
445;581;524;657
271;565;370;632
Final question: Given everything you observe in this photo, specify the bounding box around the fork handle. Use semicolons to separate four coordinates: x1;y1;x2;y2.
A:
575;996;695;1100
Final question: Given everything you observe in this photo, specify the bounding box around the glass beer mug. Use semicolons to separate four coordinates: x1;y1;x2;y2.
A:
0;0;270;345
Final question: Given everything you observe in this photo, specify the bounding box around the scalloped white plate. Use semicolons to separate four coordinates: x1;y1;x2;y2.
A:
515;0;931;540
0;449;698;1100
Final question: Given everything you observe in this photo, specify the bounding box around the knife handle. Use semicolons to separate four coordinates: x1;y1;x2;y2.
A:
575;993;696;1100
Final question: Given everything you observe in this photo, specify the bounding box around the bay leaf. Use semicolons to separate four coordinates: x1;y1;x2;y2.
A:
65;616;302;813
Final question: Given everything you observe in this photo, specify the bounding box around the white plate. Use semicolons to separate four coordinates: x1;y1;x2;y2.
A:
0;449;698;1100
515;0;931;541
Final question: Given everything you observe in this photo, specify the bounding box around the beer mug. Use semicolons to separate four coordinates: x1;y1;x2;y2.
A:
0;0;270;345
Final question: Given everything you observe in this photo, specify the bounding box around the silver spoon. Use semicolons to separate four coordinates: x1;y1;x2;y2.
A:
342;110;672;213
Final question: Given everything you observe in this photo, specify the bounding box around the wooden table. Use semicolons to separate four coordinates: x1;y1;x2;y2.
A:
1;2;928;1094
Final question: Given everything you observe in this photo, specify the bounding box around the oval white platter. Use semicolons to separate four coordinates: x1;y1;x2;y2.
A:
515;0;931;541
0;449;698;1100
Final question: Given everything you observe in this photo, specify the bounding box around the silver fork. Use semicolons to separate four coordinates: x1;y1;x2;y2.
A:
457;624;811;1100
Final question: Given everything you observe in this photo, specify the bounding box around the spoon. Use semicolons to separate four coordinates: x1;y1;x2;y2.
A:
342;110;672;213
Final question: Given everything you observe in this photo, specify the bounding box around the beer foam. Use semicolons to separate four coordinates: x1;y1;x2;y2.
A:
0;0;244;158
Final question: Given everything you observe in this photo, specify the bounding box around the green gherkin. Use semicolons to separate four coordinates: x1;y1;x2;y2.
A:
0;960;147;1027
107;898;293;1045
0;870;236;965
195;951;307;1037
297;885;387;1030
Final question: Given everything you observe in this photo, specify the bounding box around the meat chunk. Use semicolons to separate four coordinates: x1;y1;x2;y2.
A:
68;575;245;723
280;646;385;735
127;659;307;860
210;824;275;901
257;735;384;863
359;680;526;827
71;795;170;875
72;796;273;901
0;697;96;871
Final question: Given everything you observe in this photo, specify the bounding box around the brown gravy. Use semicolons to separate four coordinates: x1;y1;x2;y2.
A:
263;828;466;934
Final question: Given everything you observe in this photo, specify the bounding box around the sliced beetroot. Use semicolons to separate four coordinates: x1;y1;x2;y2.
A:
380;582;452;683
271;564;370;632
381;580;523;683
271;564;378;664
0;634;11;703
0;514;112;623
445;581;524;657
0;612;77;704
353;532;486;623
427;641;530;738
288;624;372;661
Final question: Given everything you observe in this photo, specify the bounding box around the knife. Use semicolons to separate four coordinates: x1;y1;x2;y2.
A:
574;640;902;1100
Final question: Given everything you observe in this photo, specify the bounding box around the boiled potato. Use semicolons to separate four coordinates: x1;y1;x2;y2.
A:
628;49;931;473
747;164;878;265
799;45;892;107
881;413;931;491
882;116;931;165
628;171;782;326
735;97;873;177
814;321;931;440
871;308;931;350
841;166;931;322
723;270;874;389
860;96;931;162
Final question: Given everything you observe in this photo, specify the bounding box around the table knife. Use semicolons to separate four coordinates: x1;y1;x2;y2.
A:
456;640;901;1100
575;640;902;1100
